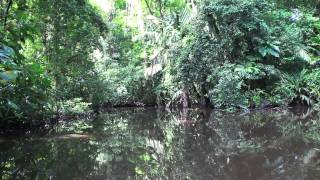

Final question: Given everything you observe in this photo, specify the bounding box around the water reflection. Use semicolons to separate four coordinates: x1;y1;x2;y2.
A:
1;108;320;179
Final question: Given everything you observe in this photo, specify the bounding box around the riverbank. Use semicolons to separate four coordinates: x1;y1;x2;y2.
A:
0;104;315;136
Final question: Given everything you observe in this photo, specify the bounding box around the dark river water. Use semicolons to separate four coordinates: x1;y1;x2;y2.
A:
1;107;320;180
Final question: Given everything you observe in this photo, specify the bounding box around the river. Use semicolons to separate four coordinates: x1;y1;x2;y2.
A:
1;107;320;179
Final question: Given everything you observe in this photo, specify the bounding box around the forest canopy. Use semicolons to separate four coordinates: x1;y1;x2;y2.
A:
1;0;320;125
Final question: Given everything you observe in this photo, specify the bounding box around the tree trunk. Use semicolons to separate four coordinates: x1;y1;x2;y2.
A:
181;88;189;108
316;0;320;16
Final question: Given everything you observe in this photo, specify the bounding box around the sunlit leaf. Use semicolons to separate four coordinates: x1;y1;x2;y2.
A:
314;22;320;30
26;63;44;74
269;49;280;58
258;47;267;57
0;71;19;82
297;49;311;62
0;46;15;57
7;100;19;110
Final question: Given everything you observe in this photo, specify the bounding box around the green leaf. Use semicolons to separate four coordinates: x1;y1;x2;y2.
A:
270;44;280;53
311;36;320;44
314;22;320;30
26;63;44;74
0;53;10;60
0;46;15;57
258;47;267;57
0;71;19;82
7;100;19;110
297;49;311;62
268;49;280;58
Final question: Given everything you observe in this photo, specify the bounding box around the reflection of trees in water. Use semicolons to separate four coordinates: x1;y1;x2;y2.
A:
0;140;99;179
166;109;320;180
1;108;320;179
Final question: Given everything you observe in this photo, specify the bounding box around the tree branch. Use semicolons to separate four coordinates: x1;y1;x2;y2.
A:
144;0;154;15
4;0;13;28
157;0;163;18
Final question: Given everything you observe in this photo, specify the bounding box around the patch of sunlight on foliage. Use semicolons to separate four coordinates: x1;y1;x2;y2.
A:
56;118;93;133
96;152;113;164
89;0;114;15
59;98;92;115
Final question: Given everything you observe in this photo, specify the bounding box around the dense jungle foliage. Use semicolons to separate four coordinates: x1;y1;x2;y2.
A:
1;0;320;125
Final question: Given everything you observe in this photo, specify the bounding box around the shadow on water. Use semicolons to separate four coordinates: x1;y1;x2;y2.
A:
1;107;320;179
